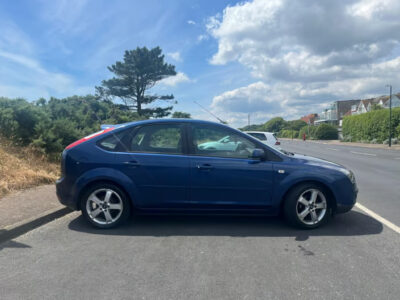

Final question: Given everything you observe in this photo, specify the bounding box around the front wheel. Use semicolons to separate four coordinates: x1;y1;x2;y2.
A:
284;184;331;229
81;183;130;229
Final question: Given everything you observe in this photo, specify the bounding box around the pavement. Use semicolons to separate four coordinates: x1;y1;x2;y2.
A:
281;138;400;151
0;185;70;242
0;140;399;299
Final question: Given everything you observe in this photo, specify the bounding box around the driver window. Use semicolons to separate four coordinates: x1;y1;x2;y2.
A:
191;125;257;159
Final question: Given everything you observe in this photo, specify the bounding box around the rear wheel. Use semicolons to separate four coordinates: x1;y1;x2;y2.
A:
284;183;331;229
81;183;130;229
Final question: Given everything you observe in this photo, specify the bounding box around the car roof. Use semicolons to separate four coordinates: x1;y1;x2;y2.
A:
102;118;232;130
245;131;275;135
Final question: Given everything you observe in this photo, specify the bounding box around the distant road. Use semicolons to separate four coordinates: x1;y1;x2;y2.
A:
280;140;400;227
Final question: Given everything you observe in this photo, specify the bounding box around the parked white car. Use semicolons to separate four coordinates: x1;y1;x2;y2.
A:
244;131;281;148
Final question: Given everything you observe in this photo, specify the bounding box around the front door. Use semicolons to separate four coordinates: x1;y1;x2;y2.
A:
188;124;273;209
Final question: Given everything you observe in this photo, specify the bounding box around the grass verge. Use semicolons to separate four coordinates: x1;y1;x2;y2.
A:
0;136;59;198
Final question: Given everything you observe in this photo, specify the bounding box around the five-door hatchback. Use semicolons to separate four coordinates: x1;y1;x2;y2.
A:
56;119;357;229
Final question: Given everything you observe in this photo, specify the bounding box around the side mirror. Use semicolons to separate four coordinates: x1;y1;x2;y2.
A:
251;148;265;160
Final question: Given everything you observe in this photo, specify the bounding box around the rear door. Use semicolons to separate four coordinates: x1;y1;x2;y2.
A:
187;124;274;209
112;123;190;208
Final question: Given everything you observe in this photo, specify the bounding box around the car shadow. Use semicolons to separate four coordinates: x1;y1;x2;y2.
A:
68;210;383;241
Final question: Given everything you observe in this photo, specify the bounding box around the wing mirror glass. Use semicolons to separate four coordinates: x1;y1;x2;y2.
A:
251;148;265;160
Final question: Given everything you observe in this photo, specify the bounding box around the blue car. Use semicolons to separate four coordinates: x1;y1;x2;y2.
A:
56;119;357;229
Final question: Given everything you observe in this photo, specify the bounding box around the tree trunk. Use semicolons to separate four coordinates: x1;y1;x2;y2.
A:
137;98;142;116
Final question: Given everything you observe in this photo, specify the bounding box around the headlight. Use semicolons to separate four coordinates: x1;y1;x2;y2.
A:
341;168;356;185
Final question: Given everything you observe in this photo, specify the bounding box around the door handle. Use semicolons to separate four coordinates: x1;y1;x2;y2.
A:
197;164;213;170
123;160;140;167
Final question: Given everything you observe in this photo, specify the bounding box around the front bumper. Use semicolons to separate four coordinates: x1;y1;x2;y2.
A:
335;184;358;214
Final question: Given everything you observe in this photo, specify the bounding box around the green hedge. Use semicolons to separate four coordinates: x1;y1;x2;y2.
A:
278;129;298;138
342;108;400;143
297;124;337;140
0;96;143;158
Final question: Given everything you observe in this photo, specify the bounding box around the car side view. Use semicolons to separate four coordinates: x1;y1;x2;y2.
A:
56;119;357;229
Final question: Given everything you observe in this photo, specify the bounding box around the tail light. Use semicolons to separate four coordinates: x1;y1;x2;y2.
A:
65;127;115;150
275;141;280;145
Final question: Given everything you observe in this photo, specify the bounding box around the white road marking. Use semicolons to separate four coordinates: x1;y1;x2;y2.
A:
350;151;376;156
327;148;338;151
355;203;400;234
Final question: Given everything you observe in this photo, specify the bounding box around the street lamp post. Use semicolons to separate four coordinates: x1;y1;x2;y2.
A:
386;85;392;147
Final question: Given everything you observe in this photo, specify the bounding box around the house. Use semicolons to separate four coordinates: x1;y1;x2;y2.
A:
352;93;400;115
314;93;400;126
301;113;318;125
353;99;371;115
315;99;360;125
382;94;400;109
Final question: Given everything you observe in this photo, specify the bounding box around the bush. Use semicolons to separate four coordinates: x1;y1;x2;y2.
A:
298;125;317;139
297;124;337;140
279;129;298;138
314;123;338;140
0;95;144;157
342;108;400;143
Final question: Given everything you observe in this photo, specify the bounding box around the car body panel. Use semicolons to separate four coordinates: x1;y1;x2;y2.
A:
56;119;357;216
188;156;274;209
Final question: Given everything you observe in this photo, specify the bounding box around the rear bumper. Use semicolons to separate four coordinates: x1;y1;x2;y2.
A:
56;177;79;210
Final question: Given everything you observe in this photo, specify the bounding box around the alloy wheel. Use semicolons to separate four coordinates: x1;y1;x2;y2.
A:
86;188;123;225
296;188;327;226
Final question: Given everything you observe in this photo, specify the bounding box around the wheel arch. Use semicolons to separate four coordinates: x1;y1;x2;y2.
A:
279;180;337;213
76;180;136;212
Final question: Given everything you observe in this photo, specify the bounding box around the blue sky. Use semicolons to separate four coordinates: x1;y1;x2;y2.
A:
1;0;400;127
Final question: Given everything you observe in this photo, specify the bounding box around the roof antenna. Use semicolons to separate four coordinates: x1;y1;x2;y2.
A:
193;101;227;124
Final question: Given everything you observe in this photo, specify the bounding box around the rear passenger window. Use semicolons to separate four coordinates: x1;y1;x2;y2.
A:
130;124;183;154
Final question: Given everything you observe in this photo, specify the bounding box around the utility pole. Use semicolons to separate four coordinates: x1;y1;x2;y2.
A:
386;85;392;147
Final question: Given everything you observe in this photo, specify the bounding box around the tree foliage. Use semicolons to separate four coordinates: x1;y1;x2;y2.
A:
0;96;143;158
172;111;191;118
286;119;307;131
97;46;177;118
263;117;287;132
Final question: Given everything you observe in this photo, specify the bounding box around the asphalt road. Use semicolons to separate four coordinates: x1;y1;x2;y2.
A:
0;141;399;299
280;140;400;226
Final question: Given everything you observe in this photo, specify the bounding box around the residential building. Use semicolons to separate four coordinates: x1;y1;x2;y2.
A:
301;113;318;125
315;99;360;125
315;93;400;126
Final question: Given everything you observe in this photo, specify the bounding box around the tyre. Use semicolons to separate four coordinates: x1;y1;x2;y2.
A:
81;183;131;229
284;183;331;229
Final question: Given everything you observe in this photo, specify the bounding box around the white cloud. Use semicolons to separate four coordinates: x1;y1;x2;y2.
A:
187;20;196;25
159;72;191;86
197;34;209;42
206;0;400;126
167;51;182;62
